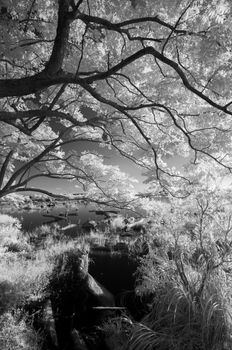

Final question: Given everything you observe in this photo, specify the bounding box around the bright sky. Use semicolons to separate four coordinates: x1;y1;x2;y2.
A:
29;107;189;196
29;143;147;195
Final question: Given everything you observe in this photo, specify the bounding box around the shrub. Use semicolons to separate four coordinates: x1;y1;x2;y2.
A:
0;214;22;245
0;312;43;350
4;240;31;253
0;280;20;315
0;215;91;349
26;224;61;248
0;247;53;309
129;245;232;350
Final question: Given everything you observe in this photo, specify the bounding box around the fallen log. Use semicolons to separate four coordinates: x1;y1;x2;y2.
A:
92;306;126;310
60;224;78;232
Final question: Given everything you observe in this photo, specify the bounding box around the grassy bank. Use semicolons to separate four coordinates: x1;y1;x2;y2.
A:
1;211;232;350
0;214;89;349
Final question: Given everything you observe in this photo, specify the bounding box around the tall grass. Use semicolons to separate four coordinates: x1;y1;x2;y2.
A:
0;213;91;349
128;244;232;350
0;312;43;350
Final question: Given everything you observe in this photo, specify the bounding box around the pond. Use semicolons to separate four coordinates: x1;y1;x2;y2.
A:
3;207;139;296
89;251;138;295
5;206;106;233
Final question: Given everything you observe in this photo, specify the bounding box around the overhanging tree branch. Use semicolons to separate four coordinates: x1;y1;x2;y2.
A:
1;45;231;121
0;150;14;190
1;1;232;202
0;134;63;195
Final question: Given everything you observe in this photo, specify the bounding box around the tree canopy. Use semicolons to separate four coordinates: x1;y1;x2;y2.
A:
1;0;232;206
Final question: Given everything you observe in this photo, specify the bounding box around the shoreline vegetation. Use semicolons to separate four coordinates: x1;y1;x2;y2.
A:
1;199;232;350
0;193;74;211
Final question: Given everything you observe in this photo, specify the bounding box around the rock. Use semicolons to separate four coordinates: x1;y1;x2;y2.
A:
86;273;115;307
108;216;127;233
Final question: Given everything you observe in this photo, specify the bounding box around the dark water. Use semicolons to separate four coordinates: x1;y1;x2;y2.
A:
7;207;106;233
89;252;138;294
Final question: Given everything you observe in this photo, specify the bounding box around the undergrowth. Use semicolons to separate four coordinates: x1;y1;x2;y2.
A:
0;213;89;349
127;228;232;350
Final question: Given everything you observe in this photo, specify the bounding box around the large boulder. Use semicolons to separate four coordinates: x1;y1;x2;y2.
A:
108;216;127;233
86;273;115;307
48;248;115;347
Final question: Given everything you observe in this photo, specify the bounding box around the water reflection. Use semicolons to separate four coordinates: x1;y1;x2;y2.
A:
5;206;107;233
